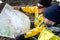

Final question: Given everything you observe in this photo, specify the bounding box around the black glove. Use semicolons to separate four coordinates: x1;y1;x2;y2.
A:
30;21;35;29
19;8;25;13
15;34;26;40
16;34;37;40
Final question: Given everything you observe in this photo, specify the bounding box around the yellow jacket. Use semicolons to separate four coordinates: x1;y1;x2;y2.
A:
38;27;60;40
20;6;60;40
21;6;43;27
25;24;45;38
20;6;44;38
21;6;38;14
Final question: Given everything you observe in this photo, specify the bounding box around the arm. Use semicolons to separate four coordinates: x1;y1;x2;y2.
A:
20;6;38;14
24;24;45;38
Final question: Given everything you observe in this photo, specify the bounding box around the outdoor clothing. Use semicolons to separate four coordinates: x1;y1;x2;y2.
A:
38;4;60;40
43;4;60;23
38;0;52;7
38;24;60;40
20;6;45;38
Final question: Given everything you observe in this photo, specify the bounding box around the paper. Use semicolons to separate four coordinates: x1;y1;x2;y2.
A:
0;3;30;38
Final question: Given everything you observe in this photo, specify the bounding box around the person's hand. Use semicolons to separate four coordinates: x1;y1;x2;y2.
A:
15;34;37;40
13;6;19;10
15;34;26;40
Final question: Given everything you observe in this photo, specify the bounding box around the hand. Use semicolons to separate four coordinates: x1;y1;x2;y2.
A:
15;34;25;40
13;6;19;10
15;34;37;40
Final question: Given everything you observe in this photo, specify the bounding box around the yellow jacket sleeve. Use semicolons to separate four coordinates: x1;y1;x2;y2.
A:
24;24;45;38
24;13;44;38
20;6;44;39
38;28;60;40
21;6;38;14
34;14;43;27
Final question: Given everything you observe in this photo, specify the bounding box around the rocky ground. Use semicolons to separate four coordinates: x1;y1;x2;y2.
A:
2;0;39;6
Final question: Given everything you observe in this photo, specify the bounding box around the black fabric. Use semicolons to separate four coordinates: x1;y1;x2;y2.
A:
16;34;25;40
46;23;60;37
0;3;6;13
15;34;37;40
38;0;52;7
43;4;60;23
19;8;26;13
30;21;35;29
